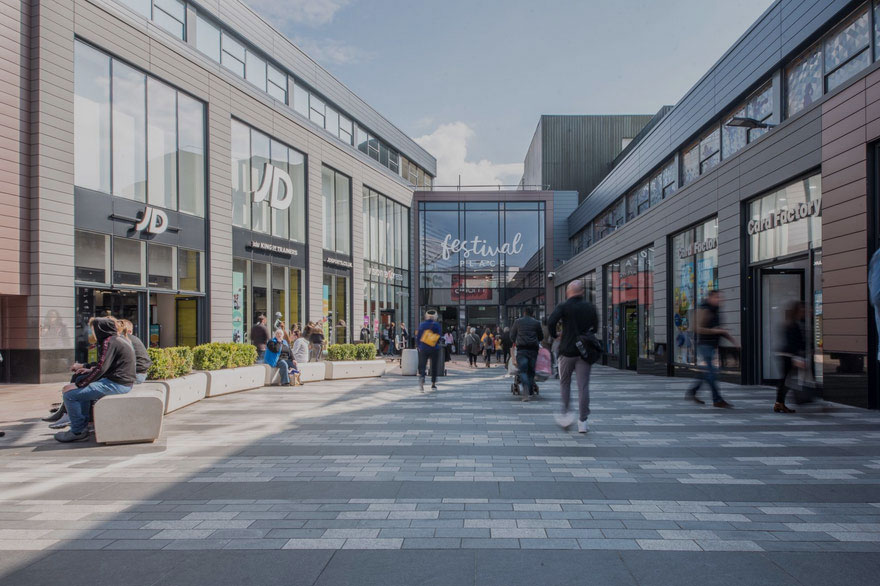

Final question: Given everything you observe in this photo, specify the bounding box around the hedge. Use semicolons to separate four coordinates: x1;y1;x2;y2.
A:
328;343;377;361
146;346;193;380
192;342;257;371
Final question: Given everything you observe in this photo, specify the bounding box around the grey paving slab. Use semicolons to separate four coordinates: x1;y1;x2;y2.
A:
3;364;880;583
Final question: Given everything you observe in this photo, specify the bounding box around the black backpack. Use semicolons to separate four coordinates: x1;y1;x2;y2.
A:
575;328;603;364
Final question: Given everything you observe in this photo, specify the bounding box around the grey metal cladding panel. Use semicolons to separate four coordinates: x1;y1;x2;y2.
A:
566;0;848;236
195;0;435;174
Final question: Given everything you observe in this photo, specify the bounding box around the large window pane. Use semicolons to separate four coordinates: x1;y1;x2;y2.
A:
289;150;306;242
682;145;699;185
111;61;146;201
221;32;245;77
824;7;869;72
148;243;176;290
335;172;351;254
827;50;871;92
195;13;220;62
245;51;267;91
786;45;822;117
289;269;303;329
178;248;202;292
74;42;111;193
75;231;110;283
250;130;271;233
267;63;287;102
113;238;144;287
147;79;178;210
325;106;339;137
378;196;386;264
153;0;185;39
118;0;150;18
293;82;309;117
270;139;289;239
322;167;334;249
231;120;251;228
177;94;205;217
310;95;326;127
232;258;248;343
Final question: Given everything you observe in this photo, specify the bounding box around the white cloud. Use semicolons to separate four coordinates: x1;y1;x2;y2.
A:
245;0;351;27
415;122;523;188
291;37;369;65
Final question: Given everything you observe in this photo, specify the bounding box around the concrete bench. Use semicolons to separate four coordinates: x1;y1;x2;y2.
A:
325;360;386;380
264;362;326;385
162;372;208;413
204;365;266;397
93;384;166;445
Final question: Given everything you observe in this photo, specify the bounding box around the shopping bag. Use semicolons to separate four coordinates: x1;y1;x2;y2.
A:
508;347;518;376
535;347;552;381
420;329;440;347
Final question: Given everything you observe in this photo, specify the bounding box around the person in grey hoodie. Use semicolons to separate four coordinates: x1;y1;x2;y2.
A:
55;317;135;443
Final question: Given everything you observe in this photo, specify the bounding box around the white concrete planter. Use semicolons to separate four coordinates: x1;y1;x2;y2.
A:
325;359;386;380
160;372;208;414
204;365;267;397
94;385;166;445
401;349;418;376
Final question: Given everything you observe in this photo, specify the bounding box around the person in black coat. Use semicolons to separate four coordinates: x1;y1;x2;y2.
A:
775;301;807;413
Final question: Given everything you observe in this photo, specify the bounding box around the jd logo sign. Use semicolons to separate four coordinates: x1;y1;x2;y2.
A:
251;163;293;210
135;206;169;235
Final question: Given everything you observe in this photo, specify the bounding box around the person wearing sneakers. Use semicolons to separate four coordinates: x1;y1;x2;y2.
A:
55;317;135;442
415;309;442;393
685;290;737;408
547;280;598;433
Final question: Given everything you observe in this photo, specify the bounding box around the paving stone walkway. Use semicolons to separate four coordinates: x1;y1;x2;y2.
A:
1;362;879;585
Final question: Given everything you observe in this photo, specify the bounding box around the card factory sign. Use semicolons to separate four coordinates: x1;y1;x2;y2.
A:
441;233;523;268
747;199;821;236
678;237;717;259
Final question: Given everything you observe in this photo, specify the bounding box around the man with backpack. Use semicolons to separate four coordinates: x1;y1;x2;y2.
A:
510;308;543;402
547;280;599;433
416;310;442;393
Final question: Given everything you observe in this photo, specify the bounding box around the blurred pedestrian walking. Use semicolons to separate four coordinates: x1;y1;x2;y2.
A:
685;290;737;408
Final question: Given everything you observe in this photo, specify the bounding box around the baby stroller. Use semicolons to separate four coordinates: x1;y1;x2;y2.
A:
508;346;540;397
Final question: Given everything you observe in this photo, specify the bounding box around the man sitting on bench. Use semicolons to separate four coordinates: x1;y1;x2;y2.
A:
55;316;136;443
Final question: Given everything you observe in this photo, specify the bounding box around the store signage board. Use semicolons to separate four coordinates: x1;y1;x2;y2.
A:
252;163;294;210
747;199;821;236
677;237;718;259
441;233;523;263
324;256;353;269
135;206;169;234
248;241;298;256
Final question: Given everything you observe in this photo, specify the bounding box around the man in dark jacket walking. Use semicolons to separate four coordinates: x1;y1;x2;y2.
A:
416;310;442;392
509;308;543;402
56;317;136;442
547;280;598;433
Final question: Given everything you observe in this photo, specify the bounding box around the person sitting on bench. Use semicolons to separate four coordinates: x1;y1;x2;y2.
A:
55;317;135;443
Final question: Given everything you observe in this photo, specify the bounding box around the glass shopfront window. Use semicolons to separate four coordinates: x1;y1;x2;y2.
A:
671;218;719;366
74;40;206;215
418;201;546;333
231;259;304;344
362;187;410;346
747;175;823;385
603;248;653;370
322;167;351;255
231;120;306;241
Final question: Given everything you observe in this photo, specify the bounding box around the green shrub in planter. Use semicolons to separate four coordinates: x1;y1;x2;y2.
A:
165;346;194;377
230;343;257;367
193;342;257;370
192;343;226;371
328;343;357;361
354;343;377;361
147;347;174;380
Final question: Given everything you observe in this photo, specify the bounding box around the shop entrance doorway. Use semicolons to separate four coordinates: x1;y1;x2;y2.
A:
759;268;804;382
623;304;639;371
466;306;498;334
323;274;350;344
76;289;143;363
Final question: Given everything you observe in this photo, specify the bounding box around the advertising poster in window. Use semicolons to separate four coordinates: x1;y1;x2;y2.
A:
451;274;492;301
673;259;695;364
232;272;244;343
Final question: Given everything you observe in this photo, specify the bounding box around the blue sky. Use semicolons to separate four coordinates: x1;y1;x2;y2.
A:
246;0;775;185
